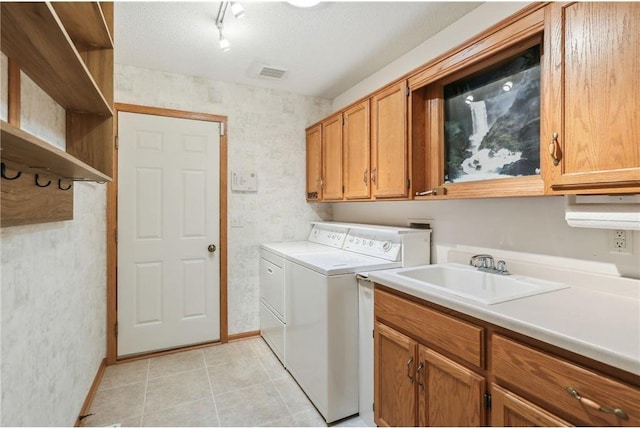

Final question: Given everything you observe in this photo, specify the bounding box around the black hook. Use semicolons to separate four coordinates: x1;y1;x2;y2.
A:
58;179;73;191
35;174;52;188
1;162;22;180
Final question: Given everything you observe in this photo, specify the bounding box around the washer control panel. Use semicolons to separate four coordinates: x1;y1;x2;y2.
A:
343;231;402;261
308;224;348;248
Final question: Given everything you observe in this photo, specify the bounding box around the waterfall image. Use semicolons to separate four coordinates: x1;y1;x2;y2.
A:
443;47;541;184
458;100;522;181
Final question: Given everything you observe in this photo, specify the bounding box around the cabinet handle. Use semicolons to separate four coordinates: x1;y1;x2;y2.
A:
371;167;377;185
416;362;425;390
363;169;368;186
415;186;447;197
565;386;628;420
549;132;561;166
406;356;414;383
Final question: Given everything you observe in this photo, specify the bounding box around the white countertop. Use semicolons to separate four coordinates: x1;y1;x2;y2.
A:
369;260;640;376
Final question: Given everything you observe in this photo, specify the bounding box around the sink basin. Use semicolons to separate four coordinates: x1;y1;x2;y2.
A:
395;263;569;305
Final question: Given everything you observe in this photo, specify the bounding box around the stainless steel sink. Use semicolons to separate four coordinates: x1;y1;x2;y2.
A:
395;263;569;304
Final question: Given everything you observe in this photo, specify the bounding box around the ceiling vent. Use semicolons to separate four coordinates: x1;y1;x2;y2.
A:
258;65;287;79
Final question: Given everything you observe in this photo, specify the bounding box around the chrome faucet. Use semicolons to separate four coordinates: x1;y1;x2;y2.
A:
469;254;510;275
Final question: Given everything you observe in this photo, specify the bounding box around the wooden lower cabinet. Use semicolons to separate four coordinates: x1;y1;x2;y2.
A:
373;286;640;427
375;322;417;427
491;384;570;427
374;321;485;427
492;334;640;426
419;347;485;426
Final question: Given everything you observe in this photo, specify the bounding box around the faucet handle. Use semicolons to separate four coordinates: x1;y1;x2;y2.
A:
483;257;495;269
470;254;493;267
496;260;509;274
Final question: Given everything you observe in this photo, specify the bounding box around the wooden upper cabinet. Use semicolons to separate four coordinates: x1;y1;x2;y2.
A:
343;100;371;200
305;124;323;201
418;346;485;427
542;2;640;194
410;6;546;200
322;113;344;200
374;322;417;427
371;81;409;199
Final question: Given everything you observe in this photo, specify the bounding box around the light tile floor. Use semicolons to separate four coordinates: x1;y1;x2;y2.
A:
82;338;368;427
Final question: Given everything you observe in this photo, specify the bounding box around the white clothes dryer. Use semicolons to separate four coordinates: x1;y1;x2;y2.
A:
259;223;347;365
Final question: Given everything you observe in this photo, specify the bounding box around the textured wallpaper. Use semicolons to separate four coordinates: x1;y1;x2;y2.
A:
114;64;332;335
20;72;66;150
1;182;107;426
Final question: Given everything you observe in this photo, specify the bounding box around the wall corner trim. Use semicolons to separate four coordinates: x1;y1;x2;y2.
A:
75;358;107;427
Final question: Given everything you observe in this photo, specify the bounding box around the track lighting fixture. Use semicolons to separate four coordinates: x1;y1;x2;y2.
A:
215;1;245;52
219;29;230;52
231;2;245;19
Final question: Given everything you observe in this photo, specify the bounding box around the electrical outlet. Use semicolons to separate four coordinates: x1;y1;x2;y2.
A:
610;229;631;254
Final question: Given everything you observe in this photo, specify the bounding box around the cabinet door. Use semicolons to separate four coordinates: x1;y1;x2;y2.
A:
371;81;409;198
543;2;640;193
418;346;485;427
374;322;417;427
491;384;570;427
305;124;323;201
322;113;344;200
343;100;371;200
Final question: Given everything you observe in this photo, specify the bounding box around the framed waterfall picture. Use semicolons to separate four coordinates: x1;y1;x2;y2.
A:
443;44;541;184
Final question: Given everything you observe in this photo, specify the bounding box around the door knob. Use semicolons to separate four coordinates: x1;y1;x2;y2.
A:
208;244;217;253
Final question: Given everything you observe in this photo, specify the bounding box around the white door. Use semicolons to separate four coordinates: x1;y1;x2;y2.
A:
117;112;220;356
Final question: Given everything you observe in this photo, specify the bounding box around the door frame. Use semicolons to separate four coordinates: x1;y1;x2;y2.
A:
106;103;229;364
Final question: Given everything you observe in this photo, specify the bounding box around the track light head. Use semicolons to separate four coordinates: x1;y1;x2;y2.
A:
218;29;230;52
231;2;245;19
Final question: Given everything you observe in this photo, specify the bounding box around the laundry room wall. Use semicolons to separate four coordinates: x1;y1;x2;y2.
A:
1;53;107;426
115;64;332;335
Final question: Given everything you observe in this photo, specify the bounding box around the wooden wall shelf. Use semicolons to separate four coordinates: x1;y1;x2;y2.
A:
0;2;112;115
1;1;114;227
1;121;111;182
52;2;113;48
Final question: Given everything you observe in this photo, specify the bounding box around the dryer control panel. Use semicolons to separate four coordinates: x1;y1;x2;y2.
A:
308;224;348;248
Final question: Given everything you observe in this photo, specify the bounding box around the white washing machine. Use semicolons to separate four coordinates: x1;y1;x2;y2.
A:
259;223;347;365
285;224;431;423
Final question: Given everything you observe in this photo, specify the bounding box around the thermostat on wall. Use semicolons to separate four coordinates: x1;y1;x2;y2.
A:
231;171;258;192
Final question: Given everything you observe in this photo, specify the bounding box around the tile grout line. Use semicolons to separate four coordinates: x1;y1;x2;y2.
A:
202;349;222;427
250;338;313;425
251;338;288;382
203;340;275;398
147;365;210;382
139;359;151;426
249;339;295;417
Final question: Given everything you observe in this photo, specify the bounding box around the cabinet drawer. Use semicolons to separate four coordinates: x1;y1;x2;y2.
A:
374;288;484;369
492;334;640;426
491;384;571;427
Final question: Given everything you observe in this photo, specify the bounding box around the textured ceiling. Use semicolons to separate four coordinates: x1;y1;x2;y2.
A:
114;2;482;99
